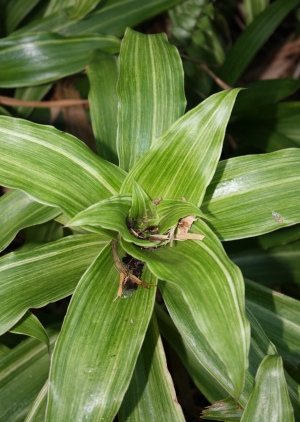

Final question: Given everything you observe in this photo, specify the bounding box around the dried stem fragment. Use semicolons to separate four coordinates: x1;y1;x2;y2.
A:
112;240;156;299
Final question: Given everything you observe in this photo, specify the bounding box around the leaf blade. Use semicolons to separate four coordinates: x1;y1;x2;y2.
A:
46;242;156;420
0;234;109;335
241;355;294;422
0;189;60;253
0;116;126;217
119;315;185;422
121;89;241;206
202;149;300;240
117;28;186;171
121;218;250;398
0;32;120;88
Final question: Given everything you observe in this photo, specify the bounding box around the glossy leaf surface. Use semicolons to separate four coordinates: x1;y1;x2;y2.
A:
0;32;120;88
16;0;183;37
87;52;119;164
202;149;300;240
0;117;126;217
121;89;240;206
117;28;186;171
241;355;294;422
0;234;109;334
121;218;250;398
46;243;156;420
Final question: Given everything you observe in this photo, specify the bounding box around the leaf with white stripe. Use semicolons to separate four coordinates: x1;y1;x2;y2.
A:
0;116;126;217
241;355;294;422
201;149;300;241
46;242;156;420
121;89;240;206
121;218;250;399
10;311;49;349
0;32;120;88
0;330;59;422
0;234;110;335
0;189;60;253
87;52;119;164
117;28;186;171
119;315;185;421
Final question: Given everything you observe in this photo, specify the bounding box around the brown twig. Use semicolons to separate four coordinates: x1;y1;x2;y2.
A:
0;95;89;108
180;54;232;90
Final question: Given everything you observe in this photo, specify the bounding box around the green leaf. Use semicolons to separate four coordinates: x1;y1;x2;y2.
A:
232;79;300;117
0;32;120;88
0;330;59;422
16;0;184;37
25;382;48;422
241;355;294;422
0;116;126;217
117;28;186;171
44;0;75;16
231;241;300;288
156;198;206;234
121;89;241;206
243;0;269;25
259;224;300;249
128;182;159;230
155;304;228;404
67;194;131;233
201;149;300;240
9;311;49;349
121;218;250;399
218;0;299;85
0;234;109;335
245;279;300;367
119;315;185;421
46;242;156;420
0;189;60;253
87;51;119;164
245;311;300;419
69;0;102;20
4;0;41;34
231;102;300;153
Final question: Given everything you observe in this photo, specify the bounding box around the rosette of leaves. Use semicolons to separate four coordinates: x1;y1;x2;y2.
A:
0;28;299;421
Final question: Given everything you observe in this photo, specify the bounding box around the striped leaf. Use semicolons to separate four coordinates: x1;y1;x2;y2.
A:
0;234;109;335
9;311;49;349
119;315;185;421
245;279;300;367
218;0;299;86
0;189;60;253
241;355;294;422
15;0;184;37
0;116;126;217
120;218;250;399
0;331;59;422
117;28;186;171
46;242;156;420
87;52;119;164
201;149;300;241
121;89;240;206
0;32;120;88
69;0;102;20
25;382;48;422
